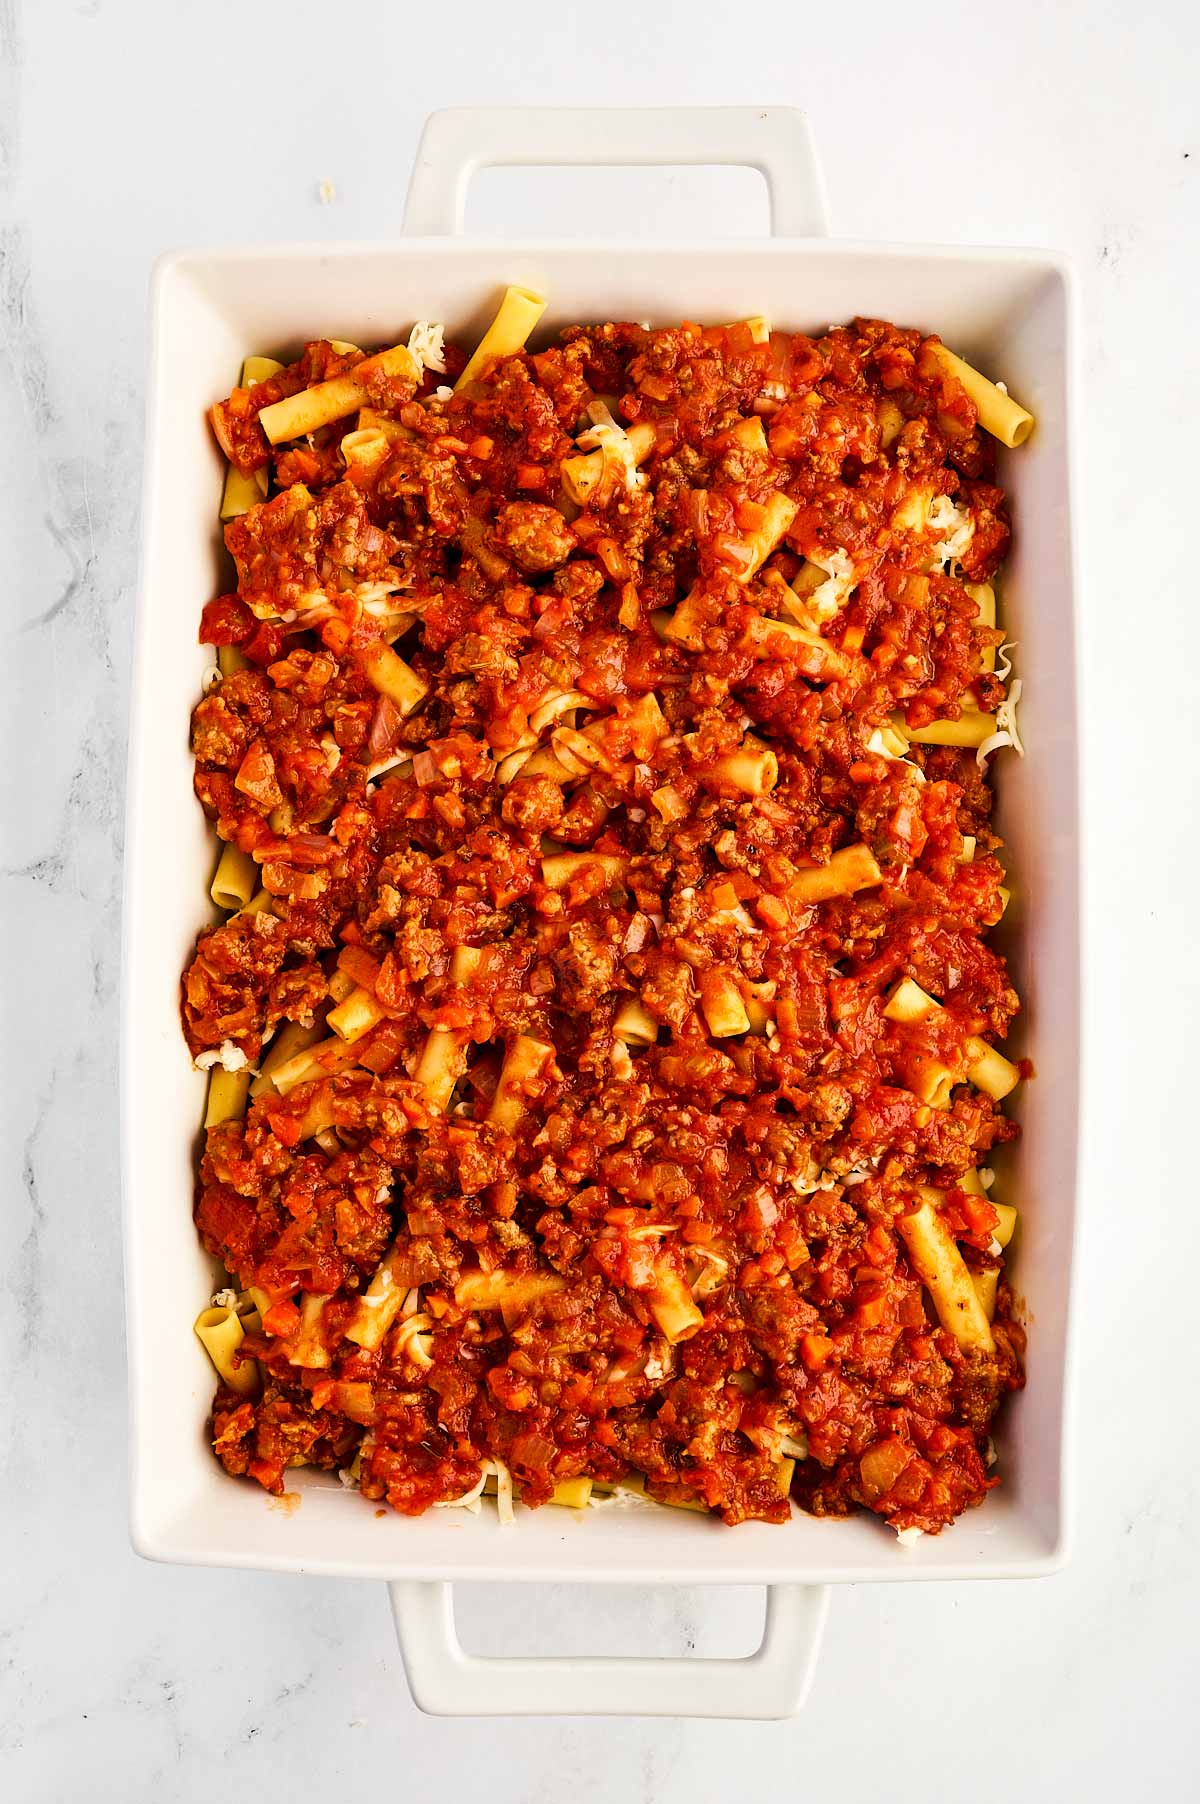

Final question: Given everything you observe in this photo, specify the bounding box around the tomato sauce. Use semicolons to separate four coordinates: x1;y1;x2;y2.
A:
187;316;1023;1534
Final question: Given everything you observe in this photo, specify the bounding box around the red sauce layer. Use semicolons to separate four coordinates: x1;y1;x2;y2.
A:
187;316;1023;1533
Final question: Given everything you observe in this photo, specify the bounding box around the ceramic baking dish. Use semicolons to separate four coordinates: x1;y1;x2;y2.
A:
122;106;1082;1718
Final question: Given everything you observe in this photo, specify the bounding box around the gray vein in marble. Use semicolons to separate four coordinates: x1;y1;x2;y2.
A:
16;1078;51;1355
0;222;55;439
2;847;67;887
0;0;21;193
24;512;95;629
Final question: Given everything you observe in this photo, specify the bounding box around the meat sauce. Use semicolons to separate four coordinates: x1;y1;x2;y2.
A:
187;315;1024;1534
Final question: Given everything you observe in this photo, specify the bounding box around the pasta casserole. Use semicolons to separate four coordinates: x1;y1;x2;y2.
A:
185;287;1031;1536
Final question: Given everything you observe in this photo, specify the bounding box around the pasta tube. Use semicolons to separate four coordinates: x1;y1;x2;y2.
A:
251;1018;324;1097
345;1242;413;1351
194;1302;258;1393
882;978;1020;1101
904;711;994;750
540;852;627;891
972;1269;1000;1320
204;1067;251;1128
454;1269;566;1331
414;1026;469;1112
488;1035;554;1131
706;741;779;795
965;580;997;673
257;344;419;443
549;1477;593;1509
646;1261;704;1344
992;1202;1018;1248
269;1035;361;1096
219;355;282;520
455;285;547;393
210;842;259;912
339;425;391;483
898;1194;996;1354
327;986;385;1043
926;343;1034;449
286;1293;332;1368
613;997;659;1046
699;969;751;1039
739;613;854;679
358;641;428;717
788;844;882;903
737;492;798;580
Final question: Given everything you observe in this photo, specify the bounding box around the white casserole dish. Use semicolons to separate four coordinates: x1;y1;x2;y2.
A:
122;106;1082;1719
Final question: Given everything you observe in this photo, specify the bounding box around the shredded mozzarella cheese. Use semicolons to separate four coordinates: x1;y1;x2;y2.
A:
293;581;407;632
359;584;409;613
866;727;926;780
195;1039;248;1073
366;751;411;784
393;1312;435;1368
406;320;447;376
927;494;975;567
491;1458;515;1526
976;676;1024;768
410;1458;519;1524
434;1464;489;1513
577;401;647;495
587;1482;654;1510
358;1269;393;1311
805;548;856;621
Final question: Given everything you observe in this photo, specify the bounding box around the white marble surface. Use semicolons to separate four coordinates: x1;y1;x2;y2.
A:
3;0;1198;1795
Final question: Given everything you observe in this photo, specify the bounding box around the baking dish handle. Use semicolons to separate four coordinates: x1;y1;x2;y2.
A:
388;1580;829;1718
402;107;828;238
